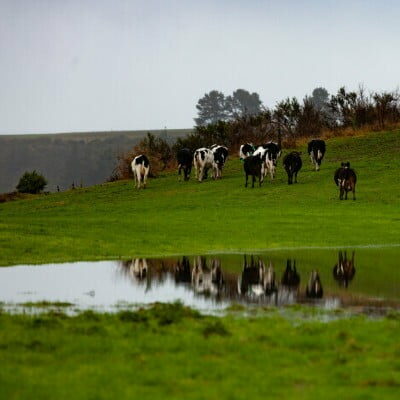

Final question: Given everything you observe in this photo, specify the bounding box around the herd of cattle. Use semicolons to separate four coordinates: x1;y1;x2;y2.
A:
120;251;356;304
131;138;357;200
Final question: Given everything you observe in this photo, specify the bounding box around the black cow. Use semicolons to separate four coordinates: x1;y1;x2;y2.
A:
176;148;193;181
308;139;326;171
283;151;302;184
334;162;357;200
243;155;263;188
211;145;229;179
306;270;323;299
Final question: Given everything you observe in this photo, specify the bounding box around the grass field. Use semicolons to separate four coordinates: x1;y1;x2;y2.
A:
1;130;400;266
0;303;399;399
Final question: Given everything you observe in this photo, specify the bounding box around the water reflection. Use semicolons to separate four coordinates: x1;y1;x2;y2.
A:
2;249;400;312
306;270;323;299
118;254;353;306
333;251;356;288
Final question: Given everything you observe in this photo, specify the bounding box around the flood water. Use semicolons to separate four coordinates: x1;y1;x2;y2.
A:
1;248;399;313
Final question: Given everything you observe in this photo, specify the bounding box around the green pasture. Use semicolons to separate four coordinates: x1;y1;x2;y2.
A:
0;130;399;266
0;304;399;399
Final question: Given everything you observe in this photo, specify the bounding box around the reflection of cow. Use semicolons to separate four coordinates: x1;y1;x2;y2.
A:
174;256;191;284
306;270;323;299
333;251;356;288
281;260;300;288
118;258;151;290
191;257;224;295
264;262;277;296
238;255;264;297
238;256;277;297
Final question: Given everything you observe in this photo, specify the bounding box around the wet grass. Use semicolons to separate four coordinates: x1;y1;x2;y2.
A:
0;130;400;266
0;303;399;399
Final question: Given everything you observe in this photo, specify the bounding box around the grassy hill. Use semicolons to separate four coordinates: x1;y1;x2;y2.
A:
0;128;192;193
0;129;400;266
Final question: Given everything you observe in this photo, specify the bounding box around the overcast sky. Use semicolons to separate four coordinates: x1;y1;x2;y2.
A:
1;0;399;134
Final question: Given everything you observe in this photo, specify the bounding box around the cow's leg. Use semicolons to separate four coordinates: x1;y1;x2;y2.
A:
288;171;292;185
198;166;203;182
295;171;298;183
213;167;218;180
143;170;149;189
137;168;142;189
252;175;255;188
353;186;356;200
259;173;262;187
245;173;248;187
133;171;137;188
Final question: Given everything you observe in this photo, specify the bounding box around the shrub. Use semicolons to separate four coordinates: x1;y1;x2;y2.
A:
111;133;175;181
16;170;47;194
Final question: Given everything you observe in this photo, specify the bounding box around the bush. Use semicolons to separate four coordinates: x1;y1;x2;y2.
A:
111;133;175;181
16;170;47;194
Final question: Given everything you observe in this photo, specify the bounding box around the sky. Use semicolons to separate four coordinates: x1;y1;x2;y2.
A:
1;0;400;134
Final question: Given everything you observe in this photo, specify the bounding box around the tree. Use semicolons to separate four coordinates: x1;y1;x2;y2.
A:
16;170;47;194
373;91;398;129
226;89;262;118
310;87;329;112
194;90;228;126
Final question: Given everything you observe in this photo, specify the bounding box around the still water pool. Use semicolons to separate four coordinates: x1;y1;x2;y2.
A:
1;248;399;313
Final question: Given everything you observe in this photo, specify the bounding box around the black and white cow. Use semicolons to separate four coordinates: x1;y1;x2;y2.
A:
308;139;326;171
243;155;263;188
283;151;302;185
193;147;216;182
252;142;281;181
239;143;255;160
131;155;150;189
334;162;357;200
210;144;229;179
176;148;193;181
262;142;282;160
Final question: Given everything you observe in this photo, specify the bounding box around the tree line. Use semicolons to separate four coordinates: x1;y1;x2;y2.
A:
113;85;400;179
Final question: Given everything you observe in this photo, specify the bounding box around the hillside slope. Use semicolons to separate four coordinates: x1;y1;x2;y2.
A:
0;128;191;192
0;130;399;266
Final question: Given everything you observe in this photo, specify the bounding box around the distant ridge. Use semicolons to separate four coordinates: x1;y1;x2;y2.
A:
0;128;192;192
